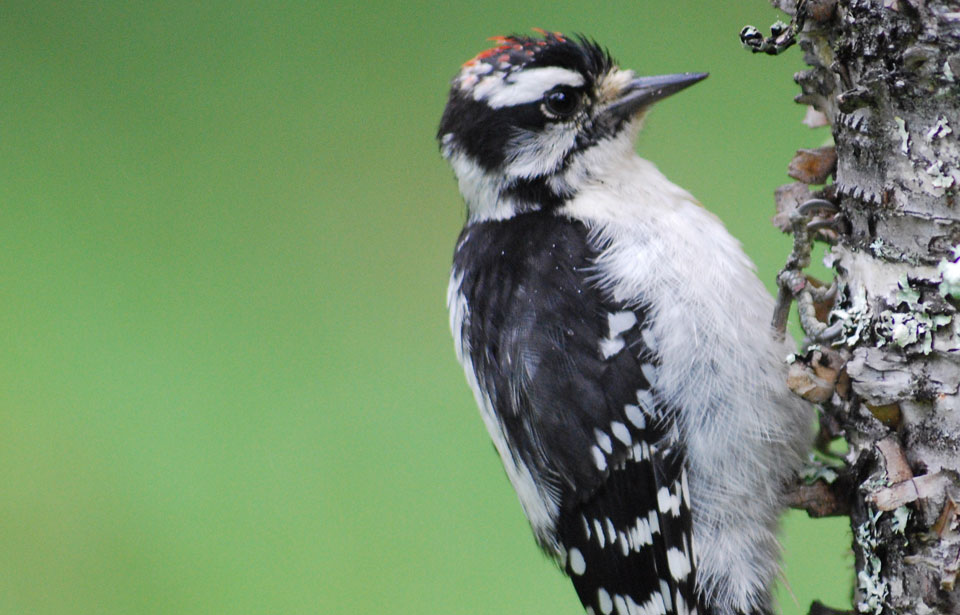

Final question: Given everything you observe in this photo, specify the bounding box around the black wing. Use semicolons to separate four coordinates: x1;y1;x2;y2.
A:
453;211;697;615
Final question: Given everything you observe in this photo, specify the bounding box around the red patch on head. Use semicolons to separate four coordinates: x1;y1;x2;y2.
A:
462;29;568;68
468;44;511;65
531;27;565;42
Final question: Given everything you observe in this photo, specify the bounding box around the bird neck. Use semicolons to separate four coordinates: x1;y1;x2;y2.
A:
448;151;570;223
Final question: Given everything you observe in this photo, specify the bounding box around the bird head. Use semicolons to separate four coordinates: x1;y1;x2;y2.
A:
438;30;706;221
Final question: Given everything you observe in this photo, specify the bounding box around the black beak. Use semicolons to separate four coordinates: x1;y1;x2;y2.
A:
605;72;708;122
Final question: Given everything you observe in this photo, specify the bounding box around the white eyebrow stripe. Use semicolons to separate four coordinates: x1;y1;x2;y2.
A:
478;67;585;108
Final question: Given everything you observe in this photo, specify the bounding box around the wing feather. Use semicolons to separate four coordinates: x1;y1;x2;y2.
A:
452;211;698;615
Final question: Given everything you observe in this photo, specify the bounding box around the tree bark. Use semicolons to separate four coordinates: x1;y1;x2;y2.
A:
747;1;960;613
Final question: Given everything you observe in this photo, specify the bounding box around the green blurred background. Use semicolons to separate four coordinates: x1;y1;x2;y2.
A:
1;1;849;613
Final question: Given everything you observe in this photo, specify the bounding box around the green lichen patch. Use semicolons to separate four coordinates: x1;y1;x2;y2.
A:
856;509;889;615
938;245;960;300
876;275;956;354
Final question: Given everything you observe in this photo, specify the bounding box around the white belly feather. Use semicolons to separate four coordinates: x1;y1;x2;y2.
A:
560;154;810;615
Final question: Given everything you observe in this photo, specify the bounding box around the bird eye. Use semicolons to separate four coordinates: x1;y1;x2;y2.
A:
543;87;581;118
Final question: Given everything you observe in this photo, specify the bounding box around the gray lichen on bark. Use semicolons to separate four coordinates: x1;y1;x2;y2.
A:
749;1;960;613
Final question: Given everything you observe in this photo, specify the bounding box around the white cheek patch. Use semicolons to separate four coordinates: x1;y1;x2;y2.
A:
445;149;516;221
475;67;585;108
503;123;577;179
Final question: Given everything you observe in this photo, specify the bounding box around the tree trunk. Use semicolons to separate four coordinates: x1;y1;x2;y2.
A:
746;1;960;613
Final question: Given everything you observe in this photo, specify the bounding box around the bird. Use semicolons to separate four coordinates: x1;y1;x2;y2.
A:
438;30;811;615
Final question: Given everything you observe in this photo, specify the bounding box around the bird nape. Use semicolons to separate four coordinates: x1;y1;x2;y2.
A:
439;30;811;615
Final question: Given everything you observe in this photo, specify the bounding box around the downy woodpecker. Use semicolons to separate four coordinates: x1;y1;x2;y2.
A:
439;31;811;615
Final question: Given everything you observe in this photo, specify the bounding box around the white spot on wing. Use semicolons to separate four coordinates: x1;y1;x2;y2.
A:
660;580;674;612
624;404;645;429
569;547;586;575
635;516;652;547
647;509;660;534
595;429;613;454
598;588;613;615
654;591;669;615
635;388;655;410
613;594;628;615
657;486;681;516
667;547;692;581
591;445;608;471
600;337;626;358
600;311;637;359
593;519;605;548
610;421;632;445
640;363;658;387
608;310;637;336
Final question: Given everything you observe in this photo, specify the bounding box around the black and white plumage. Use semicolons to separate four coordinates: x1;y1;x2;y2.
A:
439;32;810;615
